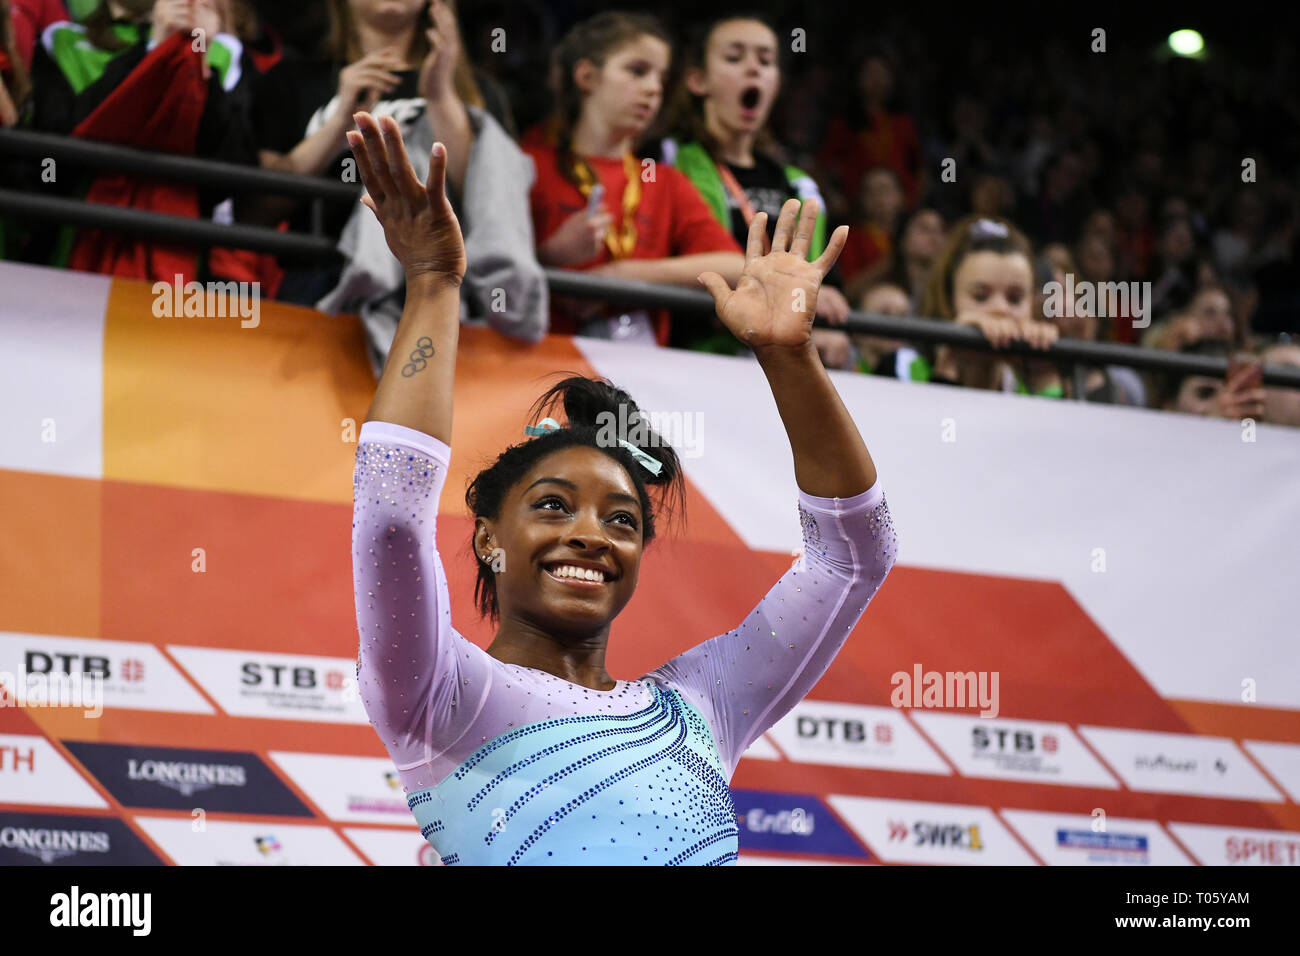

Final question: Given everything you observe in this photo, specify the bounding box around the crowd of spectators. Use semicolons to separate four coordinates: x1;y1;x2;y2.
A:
1;0;1297;424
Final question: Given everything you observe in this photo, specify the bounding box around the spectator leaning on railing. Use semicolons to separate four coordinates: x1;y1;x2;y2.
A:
918;215;1059;393
22;0;255;281
660;12;853;367
1026;247;1145;405
519;11;744;348
311;0;546;375
850;281;918;380
1141;285;1237;353
1154;340;1267;422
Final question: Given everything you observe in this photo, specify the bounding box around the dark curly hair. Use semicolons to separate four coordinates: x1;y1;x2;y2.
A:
464;374;687;623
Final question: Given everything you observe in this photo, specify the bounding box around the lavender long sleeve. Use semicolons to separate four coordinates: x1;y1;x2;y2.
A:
353;419;897;797
642;484;896;778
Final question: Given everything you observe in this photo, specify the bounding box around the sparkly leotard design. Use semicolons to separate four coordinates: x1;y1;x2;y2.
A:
353;420;897;865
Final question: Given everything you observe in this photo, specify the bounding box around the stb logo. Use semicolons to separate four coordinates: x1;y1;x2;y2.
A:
972;727;1056;753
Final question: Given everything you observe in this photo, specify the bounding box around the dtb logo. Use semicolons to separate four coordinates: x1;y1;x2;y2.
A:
24;652;143;682
797;716;892;745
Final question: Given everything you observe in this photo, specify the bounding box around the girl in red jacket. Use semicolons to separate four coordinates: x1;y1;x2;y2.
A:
521;11;744;347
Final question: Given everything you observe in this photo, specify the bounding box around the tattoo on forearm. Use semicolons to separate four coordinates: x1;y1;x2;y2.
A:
401;337;436;377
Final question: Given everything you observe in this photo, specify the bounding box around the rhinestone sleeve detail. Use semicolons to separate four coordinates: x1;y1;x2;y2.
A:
644;481;897;781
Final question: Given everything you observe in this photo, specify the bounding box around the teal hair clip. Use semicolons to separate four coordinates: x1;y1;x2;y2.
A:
524;417;562;436
618;442;663;477
523;417;662;477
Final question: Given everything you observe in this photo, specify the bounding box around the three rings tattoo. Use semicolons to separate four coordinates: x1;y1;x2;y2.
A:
401;336;436;377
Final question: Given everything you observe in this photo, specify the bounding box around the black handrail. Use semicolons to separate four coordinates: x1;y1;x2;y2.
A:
546;269;1300;387
0;189;337;261
0;128;358;201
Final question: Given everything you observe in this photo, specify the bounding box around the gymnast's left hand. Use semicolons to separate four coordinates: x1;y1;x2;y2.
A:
697;196;848;353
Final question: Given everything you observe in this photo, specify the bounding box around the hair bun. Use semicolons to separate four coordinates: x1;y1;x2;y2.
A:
527;374;678;487
562;377;642;432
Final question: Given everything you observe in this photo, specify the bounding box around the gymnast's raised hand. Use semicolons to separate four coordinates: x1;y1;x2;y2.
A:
345;111;466;286
344;111;465;445
696;197;849;353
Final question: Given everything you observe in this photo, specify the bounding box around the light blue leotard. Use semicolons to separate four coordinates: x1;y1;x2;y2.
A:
352;420;896;865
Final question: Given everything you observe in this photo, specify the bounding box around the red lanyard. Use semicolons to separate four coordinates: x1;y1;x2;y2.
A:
717;161;758;226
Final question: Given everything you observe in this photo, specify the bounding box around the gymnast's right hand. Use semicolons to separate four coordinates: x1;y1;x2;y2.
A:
346;111;467;286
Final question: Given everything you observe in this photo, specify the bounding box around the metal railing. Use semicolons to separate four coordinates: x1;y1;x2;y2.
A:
0;128;359;201
544;269;1300;386
3;127;1298;394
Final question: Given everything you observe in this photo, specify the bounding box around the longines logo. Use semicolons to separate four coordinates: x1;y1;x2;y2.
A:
1;826;110;864
126;758;247;797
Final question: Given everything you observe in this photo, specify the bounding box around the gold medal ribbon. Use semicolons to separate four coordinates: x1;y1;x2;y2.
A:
570;152;641;260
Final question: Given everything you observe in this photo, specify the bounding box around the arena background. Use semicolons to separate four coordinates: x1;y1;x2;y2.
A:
1;260;1297;865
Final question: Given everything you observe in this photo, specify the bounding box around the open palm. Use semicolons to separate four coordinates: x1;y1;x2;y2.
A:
698;197;848;351
345;111;467;283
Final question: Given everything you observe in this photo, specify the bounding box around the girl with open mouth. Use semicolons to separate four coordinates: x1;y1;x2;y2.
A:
662;15;856;365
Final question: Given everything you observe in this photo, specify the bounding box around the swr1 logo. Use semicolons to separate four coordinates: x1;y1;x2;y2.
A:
972;727;1057;753
912;821;984;850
